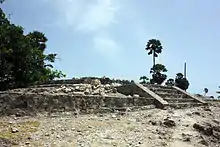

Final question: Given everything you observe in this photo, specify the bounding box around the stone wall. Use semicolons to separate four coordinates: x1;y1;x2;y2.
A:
0;92;154;116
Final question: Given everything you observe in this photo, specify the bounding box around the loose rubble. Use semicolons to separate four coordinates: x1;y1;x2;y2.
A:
7;79;126;97
0;103;220;147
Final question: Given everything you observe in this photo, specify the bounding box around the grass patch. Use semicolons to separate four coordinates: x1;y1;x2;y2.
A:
0;120;40;145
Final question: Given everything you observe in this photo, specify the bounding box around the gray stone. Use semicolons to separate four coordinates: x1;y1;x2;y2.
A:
163;118;176;127
72;92;85;96
91;79;101;87
11;127;19;133
193;123;213;136
133;94;139;98
84;88;91;95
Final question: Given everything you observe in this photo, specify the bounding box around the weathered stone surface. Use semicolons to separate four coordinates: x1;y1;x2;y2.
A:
0;92;154;116
163;118;176;127
193;123;213;136
11;127;19;133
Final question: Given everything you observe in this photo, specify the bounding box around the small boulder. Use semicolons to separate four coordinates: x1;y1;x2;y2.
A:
11;127;19;133
149;120;157;126
91;79;101;87
192;111;201;116
204;107;212;112
84;88;91;95
133;94;140;98
193;123;213;136
213;119;220;124
199;138;209;146
72;92;85;96
112;88;117;93
163;118;176;127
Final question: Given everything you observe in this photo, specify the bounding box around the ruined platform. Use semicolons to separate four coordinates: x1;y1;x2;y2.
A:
0;80;207;116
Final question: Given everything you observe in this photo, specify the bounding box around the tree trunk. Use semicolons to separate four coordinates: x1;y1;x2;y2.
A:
152;52;155;67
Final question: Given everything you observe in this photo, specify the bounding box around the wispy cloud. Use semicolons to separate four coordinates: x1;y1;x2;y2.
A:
76;0;118;32
43;0;122;61
50;0;118;33
93;36;120;57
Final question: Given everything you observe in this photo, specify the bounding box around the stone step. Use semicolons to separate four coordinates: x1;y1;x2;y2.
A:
168;102;204;109
148;87;181;93
164;98;197;103
144;84;174;90
150;89;183;95
148;87;179;93
155;92;188;98
99;105;156;113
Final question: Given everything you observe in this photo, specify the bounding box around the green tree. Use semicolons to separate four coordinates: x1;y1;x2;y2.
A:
145;39;163;67
165;78;175;86
0;7;65;90
174;73;189;91
139;76;149;84
150;64;167;85
204;88;208;96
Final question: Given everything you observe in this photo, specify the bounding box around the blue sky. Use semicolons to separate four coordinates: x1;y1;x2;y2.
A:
1;0;220;96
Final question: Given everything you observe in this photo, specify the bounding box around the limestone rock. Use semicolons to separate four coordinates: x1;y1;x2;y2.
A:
133;94;140;98
91;79;101;87
111;83;122;87
163;118;176;127
11;127;19;133
84;88;91;95
193;122;213;136
72;92;85;96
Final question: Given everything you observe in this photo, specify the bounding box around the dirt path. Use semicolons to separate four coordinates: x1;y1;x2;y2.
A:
0;104;220;147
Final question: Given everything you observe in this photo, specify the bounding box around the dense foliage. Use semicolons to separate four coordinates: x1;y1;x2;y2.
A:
0;6;65;90
174;73;189;90
150;64;167;85
139;76;149;84
165;78;175;86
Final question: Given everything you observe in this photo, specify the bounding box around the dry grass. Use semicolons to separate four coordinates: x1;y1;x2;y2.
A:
0;120;40;146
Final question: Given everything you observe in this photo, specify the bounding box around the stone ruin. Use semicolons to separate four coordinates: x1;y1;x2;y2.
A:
0;78;207;117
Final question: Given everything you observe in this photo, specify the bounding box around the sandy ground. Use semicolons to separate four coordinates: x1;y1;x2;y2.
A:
0;103;220;147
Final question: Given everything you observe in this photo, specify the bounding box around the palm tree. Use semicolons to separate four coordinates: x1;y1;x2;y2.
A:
139;76;149;84
204;88;208;96
145;39;163;67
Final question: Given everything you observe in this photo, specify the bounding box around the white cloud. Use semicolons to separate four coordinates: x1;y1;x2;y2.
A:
44;0;123;61
76;0;118;32
49;0;118;32
93;36;120;58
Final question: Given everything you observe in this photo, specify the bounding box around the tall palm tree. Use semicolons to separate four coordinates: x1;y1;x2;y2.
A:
145;39;163;67
204;88;208;96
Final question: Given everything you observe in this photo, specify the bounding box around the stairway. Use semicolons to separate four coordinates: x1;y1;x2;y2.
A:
141;84;206;108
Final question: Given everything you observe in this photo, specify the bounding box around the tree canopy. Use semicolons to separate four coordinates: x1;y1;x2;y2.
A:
145;39;163;66
165;78;175;86
0;6;65;90
150;64;167;85
204;88;208;96
174;73;189;91
139;76;149;84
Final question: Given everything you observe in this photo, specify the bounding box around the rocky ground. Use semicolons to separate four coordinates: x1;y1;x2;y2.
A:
0;103;220;147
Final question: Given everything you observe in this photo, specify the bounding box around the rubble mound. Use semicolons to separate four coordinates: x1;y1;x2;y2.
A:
8;79;126;97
